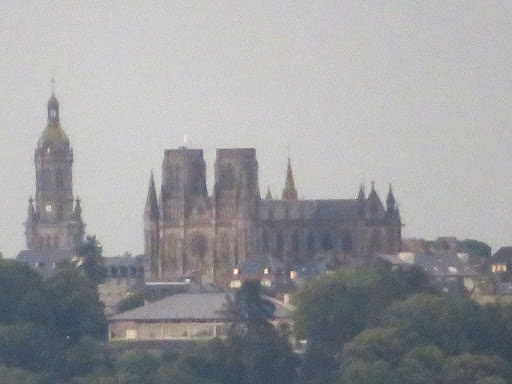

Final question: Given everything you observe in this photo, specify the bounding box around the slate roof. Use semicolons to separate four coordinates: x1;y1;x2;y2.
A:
109;293;292;322
491;247;512;264
260;199;360;223
413;251;476;276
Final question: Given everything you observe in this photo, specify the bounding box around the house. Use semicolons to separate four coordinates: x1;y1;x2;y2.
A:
108;292;293;341
490;247;512;273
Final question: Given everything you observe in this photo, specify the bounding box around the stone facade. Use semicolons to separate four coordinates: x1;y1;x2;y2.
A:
145;147;402;284
24;94;85;253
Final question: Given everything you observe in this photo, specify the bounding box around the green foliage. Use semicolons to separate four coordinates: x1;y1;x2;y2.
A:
293;265;433;355
0;259;108;381
116;293;145;313
0;365;38;384
117;350;159;384
226;281;276;337
46;262;107;341
461;239;492;262
79;235;106;284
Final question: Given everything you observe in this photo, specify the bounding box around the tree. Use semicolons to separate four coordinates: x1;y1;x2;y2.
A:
442;354;512;384
225;281;276;337
116;350;159;384
0;365;38;384
461;239;492;263
45;262;107;341
79;235;105;284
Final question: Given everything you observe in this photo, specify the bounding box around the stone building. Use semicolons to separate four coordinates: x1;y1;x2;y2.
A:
19;93;85;263
145;147;402;284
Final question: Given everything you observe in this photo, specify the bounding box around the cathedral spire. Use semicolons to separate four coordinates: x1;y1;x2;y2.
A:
386;184;396;212
145;171;160;221
282;158;298;201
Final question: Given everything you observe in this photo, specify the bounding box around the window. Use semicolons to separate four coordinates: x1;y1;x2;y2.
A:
125;330;137;340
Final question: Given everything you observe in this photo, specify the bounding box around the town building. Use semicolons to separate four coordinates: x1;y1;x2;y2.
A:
108;292;292;341
144;147;402;284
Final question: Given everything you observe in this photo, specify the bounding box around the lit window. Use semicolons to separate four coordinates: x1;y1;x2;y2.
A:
230;280;242;288
290;270;297;279
233;268;239;275
125;330;137;340
263;268;269;275
261;279;272;287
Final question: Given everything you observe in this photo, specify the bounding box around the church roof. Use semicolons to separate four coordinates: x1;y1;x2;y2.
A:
260;199;360;223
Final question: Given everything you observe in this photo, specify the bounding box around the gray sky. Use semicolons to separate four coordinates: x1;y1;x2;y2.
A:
1;1;511;258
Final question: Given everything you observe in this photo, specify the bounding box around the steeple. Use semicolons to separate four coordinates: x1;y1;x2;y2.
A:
357;183;365;216
265;186;273;200
368;181;382;217
48;78;59;124
281;158;298;201
145;171;160;221
386;184;396;212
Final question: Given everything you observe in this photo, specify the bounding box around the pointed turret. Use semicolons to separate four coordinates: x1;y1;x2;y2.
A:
386;184;396;212
368;181;382;217
265;186;273;200
281;158;298;201
144;171;160;221
357;184;365;216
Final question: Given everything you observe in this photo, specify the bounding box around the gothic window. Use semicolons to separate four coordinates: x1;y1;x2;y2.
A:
342;231;354;253
275;231;284;259
219;164;235;191
262;229;270;253
308;232;316;254
291;230;300;253
56;169;64;190
368;231;383;258
218;234;231;270
190;234;208;271
322;232;333;251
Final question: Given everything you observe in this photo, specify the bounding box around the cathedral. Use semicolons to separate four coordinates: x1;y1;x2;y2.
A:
144;147;402;284
18;93;85;269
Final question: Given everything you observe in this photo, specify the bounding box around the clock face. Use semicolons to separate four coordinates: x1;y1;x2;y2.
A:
45;205;52;212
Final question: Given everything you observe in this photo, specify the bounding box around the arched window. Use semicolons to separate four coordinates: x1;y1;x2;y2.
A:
342;231;354;253
291;230;300;253
322;232;333;251
219;164;235;191
262;230;270;253
275;232;284;260
307;232;316;254
368;231;383;258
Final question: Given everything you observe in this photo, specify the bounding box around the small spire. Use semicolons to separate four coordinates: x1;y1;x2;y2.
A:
47;84;59;124
386;184;396;212
50;77;55;96
282;158;298;201
145;171;160;220
358;183;365;200
266;186;273;200
75;196;82;217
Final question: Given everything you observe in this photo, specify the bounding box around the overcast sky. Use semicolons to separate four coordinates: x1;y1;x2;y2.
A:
1;1;511;257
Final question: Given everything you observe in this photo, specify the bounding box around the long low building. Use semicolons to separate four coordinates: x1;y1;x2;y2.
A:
108;293;292;341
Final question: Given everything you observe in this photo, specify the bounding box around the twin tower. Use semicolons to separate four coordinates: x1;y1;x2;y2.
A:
145;147;402;284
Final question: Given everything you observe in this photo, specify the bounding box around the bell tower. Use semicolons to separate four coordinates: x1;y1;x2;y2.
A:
25;90;85;252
